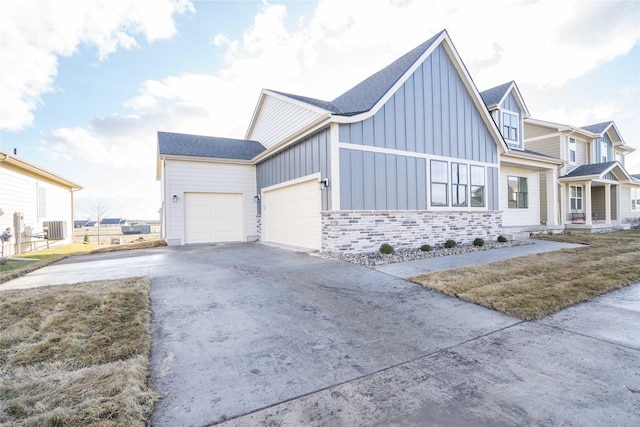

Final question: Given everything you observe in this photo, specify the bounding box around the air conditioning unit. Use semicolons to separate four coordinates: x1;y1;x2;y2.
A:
43;221;67;240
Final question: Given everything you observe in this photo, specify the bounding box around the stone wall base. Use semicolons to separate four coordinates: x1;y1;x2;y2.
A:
321;210;503;254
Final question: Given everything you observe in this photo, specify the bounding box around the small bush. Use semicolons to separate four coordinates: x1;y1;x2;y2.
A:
379;243;394;255
420;244;433;252
444;239;456;249
497;235;508;243
473;238;484;247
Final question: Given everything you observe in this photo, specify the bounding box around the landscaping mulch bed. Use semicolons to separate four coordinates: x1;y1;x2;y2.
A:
332;239;532;267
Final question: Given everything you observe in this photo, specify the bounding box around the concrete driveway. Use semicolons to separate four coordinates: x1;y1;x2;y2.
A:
2;243;639;426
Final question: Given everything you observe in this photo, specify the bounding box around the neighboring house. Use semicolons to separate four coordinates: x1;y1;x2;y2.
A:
524;119;640;228
100;218;128;227
158;30;508;253
0;148;82;256
480;81;564;234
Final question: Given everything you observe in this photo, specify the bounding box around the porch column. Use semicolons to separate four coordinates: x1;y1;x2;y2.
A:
559;183;567;225
605;183;612;225
585;181;593;225
546;169;559;225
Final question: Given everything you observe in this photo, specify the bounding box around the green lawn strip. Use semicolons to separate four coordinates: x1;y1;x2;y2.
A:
0;240;167;285
0;277;158;426
410;230;640;320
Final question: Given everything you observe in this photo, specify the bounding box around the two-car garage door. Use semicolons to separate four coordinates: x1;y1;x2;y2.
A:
262;178;321;250
184;192;243;244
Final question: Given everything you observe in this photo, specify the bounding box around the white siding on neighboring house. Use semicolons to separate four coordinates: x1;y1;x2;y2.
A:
620;185;640;219
0;162;74;254
500;165;540;227
248;94;325;149
162;159;257;245
575;138;589;165
524;134;561;160
524;122;557;140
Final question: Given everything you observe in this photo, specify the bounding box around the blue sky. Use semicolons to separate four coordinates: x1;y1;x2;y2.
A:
1;0;639;219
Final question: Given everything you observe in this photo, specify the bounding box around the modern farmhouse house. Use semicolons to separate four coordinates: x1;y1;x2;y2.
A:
0;148;82;256
157;29;639;253
524;119;640;229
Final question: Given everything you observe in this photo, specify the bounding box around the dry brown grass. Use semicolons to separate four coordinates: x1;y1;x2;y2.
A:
410;230;640;320
0;277;158;426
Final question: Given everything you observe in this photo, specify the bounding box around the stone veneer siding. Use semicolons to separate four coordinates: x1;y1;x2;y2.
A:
321;211;503;254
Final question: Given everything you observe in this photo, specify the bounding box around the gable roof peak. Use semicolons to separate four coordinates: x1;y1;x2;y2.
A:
580;121;614;135
329;29;447;116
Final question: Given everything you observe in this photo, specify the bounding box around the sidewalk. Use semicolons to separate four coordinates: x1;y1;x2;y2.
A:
374;238;585;278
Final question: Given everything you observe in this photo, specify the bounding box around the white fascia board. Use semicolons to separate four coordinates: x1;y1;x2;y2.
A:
505;82;531;118
0;148;82;190
331;31;447;125
503;151;563;167
262;89;331;115
250;114;332;163
332;31;509;154
245;89;331;140
526;118;600;139
161;154;254;165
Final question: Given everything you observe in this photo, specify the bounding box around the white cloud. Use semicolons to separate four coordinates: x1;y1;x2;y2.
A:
0;0;193;131
20;0;640;218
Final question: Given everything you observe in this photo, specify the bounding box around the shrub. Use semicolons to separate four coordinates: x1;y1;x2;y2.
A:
379;243;394;255
444;239;456;249
473;237;484;247
497;235;508;243
420;244;433;252
83;234;90;244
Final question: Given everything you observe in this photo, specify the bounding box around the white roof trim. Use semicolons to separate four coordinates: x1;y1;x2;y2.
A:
332;31;509;154
245;89;330;140
499;82;531;119
0;148;82;189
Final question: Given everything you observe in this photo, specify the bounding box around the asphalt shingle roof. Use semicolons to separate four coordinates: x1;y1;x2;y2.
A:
632;174;640;180
158;131;266;160
580;121;613;134
271;30;445;116
561;161;617;178
479;81;513;108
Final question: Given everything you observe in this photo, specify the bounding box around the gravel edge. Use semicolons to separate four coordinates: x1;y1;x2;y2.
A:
330;240;533;267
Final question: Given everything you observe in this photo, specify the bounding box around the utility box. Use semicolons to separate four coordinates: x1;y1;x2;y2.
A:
43;221;67;240
121;225;151;235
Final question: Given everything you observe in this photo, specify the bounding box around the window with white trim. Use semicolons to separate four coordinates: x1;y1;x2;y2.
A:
451;163;468;207
508;176;528;209
502;111;519;142
470;165;485;207
631;188;640;211
601;140;608;162
570;186;583;211
430;160;448;206
568;137;576;163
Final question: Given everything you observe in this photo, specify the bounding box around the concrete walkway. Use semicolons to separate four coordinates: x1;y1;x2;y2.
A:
374;238;585;278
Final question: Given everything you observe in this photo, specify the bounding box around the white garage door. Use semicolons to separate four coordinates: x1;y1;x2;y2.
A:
184;193;243;244
263;178;321;250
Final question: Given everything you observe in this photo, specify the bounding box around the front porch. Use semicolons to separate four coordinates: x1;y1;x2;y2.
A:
559;162;631;231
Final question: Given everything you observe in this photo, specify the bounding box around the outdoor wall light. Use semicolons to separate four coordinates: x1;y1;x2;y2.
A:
319;178;329;190
172;194;178;202
254;194;261;201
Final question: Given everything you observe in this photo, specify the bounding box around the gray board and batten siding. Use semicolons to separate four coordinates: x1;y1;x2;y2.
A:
256;128;332;213
339;149;499;211
338;43;500;211
500;91;521;114
338;45;498;164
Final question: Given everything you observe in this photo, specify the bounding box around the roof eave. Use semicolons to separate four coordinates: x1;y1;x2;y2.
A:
0;149;83;190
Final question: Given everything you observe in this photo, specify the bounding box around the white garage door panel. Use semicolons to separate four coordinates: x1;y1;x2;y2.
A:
185;193;243;244
263;179;321;250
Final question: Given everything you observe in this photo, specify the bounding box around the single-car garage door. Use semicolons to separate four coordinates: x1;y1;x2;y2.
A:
184;192;243;244
262;178;321;250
